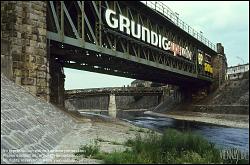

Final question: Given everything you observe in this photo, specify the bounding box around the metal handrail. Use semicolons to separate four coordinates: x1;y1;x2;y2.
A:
141;1;216;52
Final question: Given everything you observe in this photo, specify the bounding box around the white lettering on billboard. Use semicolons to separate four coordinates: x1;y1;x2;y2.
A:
104;8;193;60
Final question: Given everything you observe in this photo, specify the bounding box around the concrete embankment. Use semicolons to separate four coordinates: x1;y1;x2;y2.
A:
151;77;249;128
1;74;154;164
1;74;79;163
48;119;154;164
190;78;249;115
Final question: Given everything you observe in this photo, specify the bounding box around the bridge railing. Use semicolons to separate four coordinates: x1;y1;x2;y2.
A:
140;1;216;52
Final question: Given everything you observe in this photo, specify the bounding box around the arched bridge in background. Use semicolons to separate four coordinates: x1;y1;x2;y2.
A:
47;1;217;89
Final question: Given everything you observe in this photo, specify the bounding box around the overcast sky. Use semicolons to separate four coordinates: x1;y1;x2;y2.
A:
64;1;249;90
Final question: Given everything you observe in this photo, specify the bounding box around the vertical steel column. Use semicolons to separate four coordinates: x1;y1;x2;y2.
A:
113;2;117;50
99;1;102;46
81;1;84;46
126;5;129;54
137;13;141;59
77;4;81;36
60;1;64;43
77;1;84;47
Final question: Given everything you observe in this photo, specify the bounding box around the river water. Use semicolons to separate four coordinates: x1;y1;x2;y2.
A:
80;111;249;153
122;114;249;153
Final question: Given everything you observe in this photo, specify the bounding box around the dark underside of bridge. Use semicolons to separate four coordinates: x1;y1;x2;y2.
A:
50;41;211;89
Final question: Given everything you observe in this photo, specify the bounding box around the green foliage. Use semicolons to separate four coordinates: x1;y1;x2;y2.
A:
74;128;248;164
96;137;108;142
74;140;100;158
128;128;136;132
124;139;134;147
102;150;137;164
110;141;122;145
137;128;145;132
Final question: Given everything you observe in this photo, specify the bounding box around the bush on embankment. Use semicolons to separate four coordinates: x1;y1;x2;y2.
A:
75;128;249;164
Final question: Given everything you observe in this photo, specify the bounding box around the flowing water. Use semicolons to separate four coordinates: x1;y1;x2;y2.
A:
80;111;249;153
122;115;249;153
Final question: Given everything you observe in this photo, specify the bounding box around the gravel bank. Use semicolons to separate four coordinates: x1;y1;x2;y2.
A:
46;118;155;164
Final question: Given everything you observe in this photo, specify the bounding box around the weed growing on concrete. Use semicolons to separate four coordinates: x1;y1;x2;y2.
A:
74;140;100;159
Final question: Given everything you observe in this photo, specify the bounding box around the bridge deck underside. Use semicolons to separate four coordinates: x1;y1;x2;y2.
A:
50;41;211;88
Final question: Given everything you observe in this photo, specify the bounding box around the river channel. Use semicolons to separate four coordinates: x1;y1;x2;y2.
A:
80;111;249;153
122;114;249;153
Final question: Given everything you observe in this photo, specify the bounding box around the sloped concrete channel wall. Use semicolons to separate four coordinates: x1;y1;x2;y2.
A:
1;75;76;163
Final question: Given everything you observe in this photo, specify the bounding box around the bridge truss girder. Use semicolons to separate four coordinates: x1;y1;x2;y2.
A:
47;1;214;88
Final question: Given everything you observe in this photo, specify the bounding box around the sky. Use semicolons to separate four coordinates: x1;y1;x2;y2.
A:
64;1;249;90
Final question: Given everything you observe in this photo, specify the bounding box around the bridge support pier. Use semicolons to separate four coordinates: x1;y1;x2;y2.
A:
1;1;49;101
108;94;117;118
49;58;65;108
210;43;227;91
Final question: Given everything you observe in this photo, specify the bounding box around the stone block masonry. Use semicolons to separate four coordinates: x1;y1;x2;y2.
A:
1;74;76;164
1;39;13;80
210;43;227;92
1;1;49;101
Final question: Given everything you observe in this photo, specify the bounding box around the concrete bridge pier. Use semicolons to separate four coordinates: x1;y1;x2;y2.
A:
108;94;117;118
158;86;170;103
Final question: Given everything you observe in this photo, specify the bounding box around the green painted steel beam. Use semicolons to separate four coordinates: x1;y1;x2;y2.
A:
47;31;212;82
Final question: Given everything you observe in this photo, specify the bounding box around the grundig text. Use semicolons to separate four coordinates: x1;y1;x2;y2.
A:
105;9;193;60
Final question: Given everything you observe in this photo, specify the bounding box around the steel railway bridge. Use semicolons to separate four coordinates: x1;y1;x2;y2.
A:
47;1;218;90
